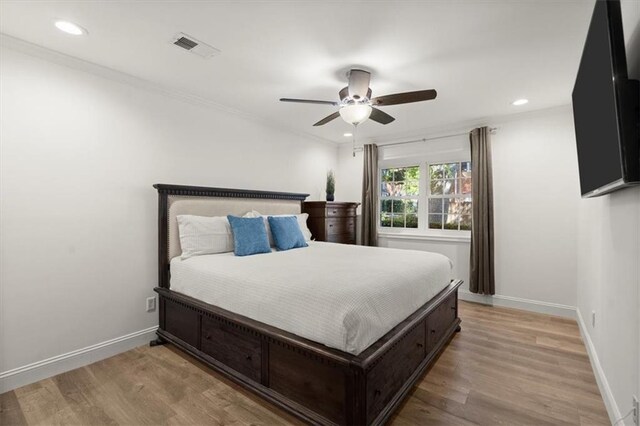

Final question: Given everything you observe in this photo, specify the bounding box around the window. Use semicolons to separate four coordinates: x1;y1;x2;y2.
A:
378;161;473;232
428;162;472;230
380;166;419;228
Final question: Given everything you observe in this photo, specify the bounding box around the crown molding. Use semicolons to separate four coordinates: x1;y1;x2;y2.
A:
0;33;338;148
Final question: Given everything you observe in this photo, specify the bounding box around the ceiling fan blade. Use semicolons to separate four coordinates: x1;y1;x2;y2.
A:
371;89;437;106
313;111;340;126
280;98;338;106
369;107;395;125
347;69;371;100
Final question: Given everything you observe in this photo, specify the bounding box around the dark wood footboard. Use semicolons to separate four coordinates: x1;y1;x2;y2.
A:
154;279;462;426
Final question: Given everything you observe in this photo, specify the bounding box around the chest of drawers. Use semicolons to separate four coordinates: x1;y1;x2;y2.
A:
302;201;360;245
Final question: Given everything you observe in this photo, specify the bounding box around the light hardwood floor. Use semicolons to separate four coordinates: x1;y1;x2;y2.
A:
0;301;609;425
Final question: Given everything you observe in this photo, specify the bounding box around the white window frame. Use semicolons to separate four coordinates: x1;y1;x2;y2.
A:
379;164;421;230
377;155;471;241
426;161;473;232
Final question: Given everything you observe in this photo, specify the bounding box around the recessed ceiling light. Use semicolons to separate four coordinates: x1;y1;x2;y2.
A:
343;132;353;137
512;98;529;106
55;20;86;36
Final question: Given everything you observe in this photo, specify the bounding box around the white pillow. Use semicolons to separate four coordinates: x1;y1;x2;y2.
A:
176;215;234;259
243;210;312;244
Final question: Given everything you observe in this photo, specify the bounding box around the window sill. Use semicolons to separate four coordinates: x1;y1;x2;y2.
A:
377;231;471;243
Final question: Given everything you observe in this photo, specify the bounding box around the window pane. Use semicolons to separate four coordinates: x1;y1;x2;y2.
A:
428;198;443;214
442;179;456;194
404;166;420;181
391;182;405;196
443;197;450;214
381;169;394;182
391;199;404;213
404;180;419;196
462;161;471;173
443;163;458;179
381;199;392;213
430;179;443;195
460;215;472;230
460;177;472;194
429;164;444;180
381;182;390;197
428;214;442;229
392;214;404;227
381;213;391;227
405;199;418;214
393;169;405;181
446;198;463;215
461;199;472;215
406;214;418;228
444;214;459;230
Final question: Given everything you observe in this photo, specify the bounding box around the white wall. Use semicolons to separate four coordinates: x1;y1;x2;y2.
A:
0;43;337;390
576;0;640;423
491;107;581;308
337;107;581;316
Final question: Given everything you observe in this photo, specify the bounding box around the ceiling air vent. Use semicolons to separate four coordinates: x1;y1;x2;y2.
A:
171;33;220;59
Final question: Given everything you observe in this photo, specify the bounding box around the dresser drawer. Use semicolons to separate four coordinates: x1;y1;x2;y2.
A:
164;298;199;348
326;217;355;235
426;293;457;349
201;315;262;382
326;206;357;218
366;322;426;424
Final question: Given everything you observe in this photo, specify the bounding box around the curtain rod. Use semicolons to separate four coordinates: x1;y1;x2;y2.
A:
375;127;497;148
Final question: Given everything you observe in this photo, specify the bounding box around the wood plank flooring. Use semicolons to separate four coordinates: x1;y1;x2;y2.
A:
1;301;609;425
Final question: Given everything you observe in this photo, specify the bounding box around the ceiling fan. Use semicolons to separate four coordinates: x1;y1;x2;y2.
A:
280;69;437;127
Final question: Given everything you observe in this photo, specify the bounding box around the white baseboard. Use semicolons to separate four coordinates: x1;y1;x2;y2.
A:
458;289;576;318
576;309;622;425
0;326;158;393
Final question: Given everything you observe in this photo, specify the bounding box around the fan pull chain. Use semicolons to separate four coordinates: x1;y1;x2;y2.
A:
352;124;358;157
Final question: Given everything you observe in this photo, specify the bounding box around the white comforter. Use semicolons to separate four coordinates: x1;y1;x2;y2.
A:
170;242;452;355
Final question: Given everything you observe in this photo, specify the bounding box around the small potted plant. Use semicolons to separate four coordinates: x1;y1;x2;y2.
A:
326;170;335;201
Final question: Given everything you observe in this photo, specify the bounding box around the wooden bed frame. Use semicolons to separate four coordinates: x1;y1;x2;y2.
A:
152;184;462;426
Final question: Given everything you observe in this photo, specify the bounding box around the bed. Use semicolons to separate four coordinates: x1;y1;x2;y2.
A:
152;184;463;426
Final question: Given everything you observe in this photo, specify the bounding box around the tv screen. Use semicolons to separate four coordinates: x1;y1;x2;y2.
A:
572;0;639;197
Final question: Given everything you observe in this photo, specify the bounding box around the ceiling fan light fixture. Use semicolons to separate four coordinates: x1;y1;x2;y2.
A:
339;104;372;125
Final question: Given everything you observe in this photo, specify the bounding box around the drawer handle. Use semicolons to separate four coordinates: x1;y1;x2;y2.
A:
451;306;456;310
332;210;337;214
245;355;252;361
205;334;211;340
329;224;333;227
374;389;381;397
416;342;424;348
431;329;436;334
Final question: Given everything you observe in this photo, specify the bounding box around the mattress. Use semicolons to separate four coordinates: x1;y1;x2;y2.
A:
169;242;453;355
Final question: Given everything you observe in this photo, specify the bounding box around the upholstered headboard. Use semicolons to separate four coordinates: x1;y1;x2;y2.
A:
168;196;301;260
154;184;309;288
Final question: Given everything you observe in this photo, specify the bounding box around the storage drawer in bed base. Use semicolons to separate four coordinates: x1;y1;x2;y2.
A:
155;280;463;426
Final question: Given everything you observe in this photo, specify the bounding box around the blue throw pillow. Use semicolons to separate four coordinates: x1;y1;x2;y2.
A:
227;215;271;256
268;216;308;251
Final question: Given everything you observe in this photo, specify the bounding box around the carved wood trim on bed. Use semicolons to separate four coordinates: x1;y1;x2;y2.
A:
152;183;462;426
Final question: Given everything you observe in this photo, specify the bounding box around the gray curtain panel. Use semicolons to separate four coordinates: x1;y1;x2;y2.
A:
361;144;379;246
469;127;495;295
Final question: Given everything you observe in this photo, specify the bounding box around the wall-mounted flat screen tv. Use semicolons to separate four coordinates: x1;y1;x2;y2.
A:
572;0;639;198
